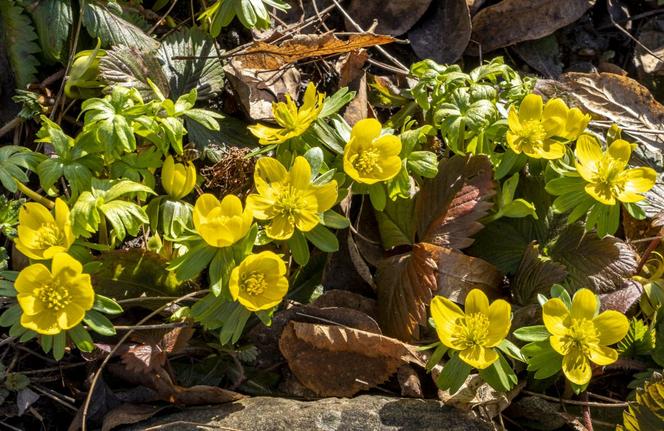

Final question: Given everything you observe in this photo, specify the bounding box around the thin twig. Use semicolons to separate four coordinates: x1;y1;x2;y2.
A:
144;422;241;431
522;390;631;408
0;118;21;140
607;0;664;64
148;0;179;35
30;384;77;412
80;290;208;431
20;362;86;375
109;322;188;331
582;391;594;431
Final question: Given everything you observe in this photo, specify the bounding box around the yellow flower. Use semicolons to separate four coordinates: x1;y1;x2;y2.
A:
193;194;253;247
64;48;106;99
229;251;289;312
15;198;74;260
430;289;511;369
161;155;197;200
542;288;629;385
248;82;324;145
574;135;656;205
343;118;402;184
15;253;94;335
507;94;590;159
246;156;337;240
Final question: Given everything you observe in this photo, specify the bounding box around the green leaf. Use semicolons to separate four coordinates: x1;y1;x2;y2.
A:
320;210;350;229
288;229;310;267
209;248;235;298
407;151;438;178
84;309;116;336
619;372;664;431
92;294;123;315
501;199;538;219
40;334;53;353
618;318;655;358
168;241;217;282
4;373;29;391
0;0;40;88
0;304;21;327
99;45;170;99
513;325;550;342
320;87;355;118
68;325;94;352
24;0;72;62
375;197;415;249
436;353;472;394
53;332;66;360
304;225;339;253
81;0;159;50
497;339;526;362
303;147;324;178
425;344;448;372
479;353;518;392
368;183;386;211
522;340;563;380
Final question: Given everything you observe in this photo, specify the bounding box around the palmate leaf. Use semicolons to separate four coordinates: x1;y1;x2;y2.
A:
618;372;664;431
21;0;72;62
0;0;40;88
0;146;43;192
81;0;158;50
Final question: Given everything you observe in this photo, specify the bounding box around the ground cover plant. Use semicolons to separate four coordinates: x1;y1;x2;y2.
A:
2;0;664;430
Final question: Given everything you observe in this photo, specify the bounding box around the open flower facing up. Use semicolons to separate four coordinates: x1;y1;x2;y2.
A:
16;253;94;335
574;135;656;205
343;118;402;184
246;156;337;240
248;82;324;145
15;198;75;260
161;155;196;200
229;251;289;312
542;288;629;385
431;289;511;369
507;94;590;159
193;194;253;247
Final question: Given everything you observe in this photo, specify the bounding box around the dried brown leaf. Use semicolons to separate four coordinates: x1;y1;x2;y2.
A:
512;36;563;79
408;0;471;64
279;321;423;397
101;404;169;431
599;280;643;314
470;0;595;53
433;245;503;303
345;0;432;35
397;365;423;398
312;290;377;318
416;155;496;249
121;326;194;374
336;49;369;87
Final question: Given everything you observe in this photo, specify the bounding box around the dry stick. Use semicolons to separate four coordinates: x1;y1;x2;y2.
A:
582;391;594;431
30;384;78;412
80;290;209;431
328;0;409;74
522;390;631;408
148;0;179;35
607;0;664;64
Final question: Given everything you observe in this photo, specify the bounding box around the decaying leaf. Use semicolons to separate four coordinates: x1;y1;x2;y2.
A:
311;289;378;318
238;33;396;70
397;365;423;398
635;17;664;75
416;155;496;249
336;49;369;87
599;280;643;314
470;0;595;53
101;404;170;431
437;373;523;420
512;242;567;305
408;0;471;64
512;35;563;79
279;321;423;397
345;0;432;35
121;325;194;374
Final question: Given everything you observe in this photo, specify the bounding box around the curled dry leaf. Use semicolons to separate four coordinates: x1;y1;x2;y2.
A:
279;321;424;397
408;0;471;64
437;373;524;419
470;0;596;53
101;404;170;431
121;325;194;374
345;0;432;35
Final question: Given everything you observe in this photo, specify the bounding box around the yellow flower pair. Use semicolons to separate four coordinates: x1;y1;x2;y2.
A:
161;155;196;200
15;198;74;261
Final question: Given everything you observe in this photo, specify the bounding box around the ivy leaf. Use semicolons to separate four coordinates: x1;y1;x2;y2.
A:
23;0;72;62
0;0;40;88
81;0;158;50
512;242;567;306
416;154;495;249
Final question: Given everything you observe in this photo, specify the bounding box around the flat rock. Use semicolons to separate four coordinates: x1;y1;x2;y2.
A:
123;395;492;431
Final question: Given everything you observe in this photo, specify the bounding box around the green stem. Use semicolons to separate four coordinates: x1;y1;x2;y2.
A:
98;214;109;245
15;182;55;209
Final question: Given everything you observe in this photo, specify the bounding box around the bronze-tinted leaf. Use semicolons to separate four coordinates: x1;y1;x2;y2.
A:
345;0;432;35
433;245;503;303
512;242;567;305
416;155;496;249
470;0;595;53
279;321;423;397
409;0;471;64
512;36;563;79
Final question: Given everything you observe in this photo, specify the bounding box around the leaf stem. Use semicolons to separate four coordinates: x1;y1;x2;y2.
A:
98;214;109;246
14;181;54;209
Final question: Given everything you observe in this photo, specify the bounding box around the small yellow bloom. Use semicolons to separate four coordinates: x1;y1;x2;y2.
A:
16;253;94;335
161;155;197;200
64;48;106;99
343;118;402;184
575;135;656;205
193;194;253;247
507;94;590;159
15;198;74;260
246;156;337;240
542;288;629;385
430;289;511;369
248;82;324;145
229;251;289;312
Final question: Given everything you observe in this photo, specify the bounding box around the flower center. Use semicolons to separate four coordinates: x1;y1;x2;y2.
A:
563;318;599;354
451;312;490;348
36;224;65;249
274;187;305;222
36;281;72;311
518;120;547;142
241;271;267;296
353;147;381;175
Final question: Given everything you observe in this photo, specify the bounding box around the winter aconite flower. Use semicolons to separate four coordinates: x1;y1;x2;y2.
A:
574;135;656;205
229;251;289;312
507;94;590;159
162;155;197;200
16;253;94;335
248;82;324;145
246;156;337;240
15;198;75;261
542;288;629;385
343;118;402;184
431;289;511;369
193;194;253;247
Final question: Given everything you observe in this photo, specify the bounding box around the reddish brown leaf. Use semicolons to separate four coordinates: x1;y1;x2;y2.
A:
416;155;496;249
101;404;169;431
279;321;423;397
312;290;378;318
121;326;194;374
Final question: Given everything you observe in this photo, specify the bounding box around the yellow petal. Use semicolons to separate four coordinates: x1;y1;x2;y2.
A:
219;195;243;217
518;94;543;122
377;156;404;181
21;312;60;335
550;334;570;356
15;264;51;295
266;215;295;240
575;135;602;175
617;168;657;202
507;107;521;132
485;299;511;347
587;344;618;366
570;288;597;320
506;133;523;154
20;202;55;230
16;293;44;316
430;296;465;350
254;157;288;186
248;124;287;145
542;98;568;136
607;139;631;165
458;345;499;369
342;152;365;184
593;310;629;345
69;274;95;310
290;156;312;190
585;183;616;205
14;239;46;260
564;108;590;138
57;303;85;330
562;348;592;385
350;118;382;143
246;194;273;220
55;198;74;248
464;289;490;315
314;180;338;213
301;82;317;110
194;194;221;224
542;298;570;336
374;135;402;157
294;205;320;232
537;140;566;160
51;253;83;279
228;266;241;301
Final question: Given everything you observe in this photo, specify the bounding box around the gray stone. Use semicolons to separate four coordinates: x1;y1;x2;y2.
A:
123;395;492;431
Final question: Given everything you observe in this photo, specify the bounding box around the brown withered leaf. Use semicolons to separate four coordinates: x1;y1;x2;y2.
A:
397;365;423;398
312;290;378;318
336;49;369;87
416;155;496;249
345;0;432;35
470;0;595;53
375;243;438;341
238;33;396;70
408;0;471;64
512;242;567;305
512;35;563;79
279;321;423;397
433;245;503;303
101;404;169;431
599;280;643;314
121;325;194;374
